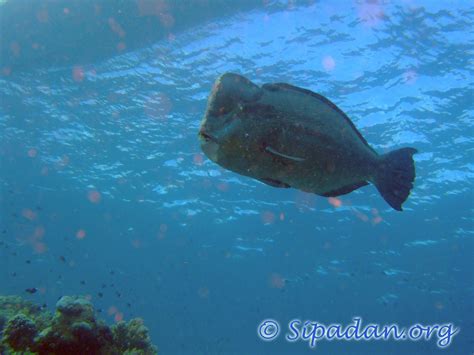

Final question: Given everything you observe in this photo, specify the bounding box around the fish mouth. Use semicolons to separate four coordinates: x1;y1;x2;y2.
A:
198;129;220;163
198;130;219;144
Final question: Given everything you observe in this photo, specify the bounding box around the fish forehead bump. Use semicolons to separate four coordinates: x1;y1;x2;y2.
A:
200;72;263;144
216;72;255;88
207;72;263;115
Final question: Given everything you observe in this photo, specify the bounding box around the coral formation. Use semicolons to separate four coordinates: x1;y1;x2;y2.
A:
112;318;155;353
3;314;37;351
0;295;157;354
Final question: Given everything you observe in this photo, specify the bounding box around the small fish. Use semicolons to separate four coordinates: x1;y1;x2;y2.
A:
199;73;417;211
25;287;37;294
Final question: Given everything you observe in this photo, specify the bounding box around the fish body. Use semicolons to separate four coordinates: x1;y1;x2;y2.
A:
199;73;417;211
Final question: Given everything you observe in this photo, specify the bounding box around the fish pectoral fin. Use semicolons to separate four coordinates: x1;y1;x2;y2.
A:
320;181;369;197
258;178;291;188
265;146;306;162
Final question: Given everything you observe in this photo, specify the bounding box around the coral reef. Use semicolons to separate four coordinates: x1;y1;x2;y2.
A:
0;295;157;354
111;318;155;353
3;314;37;351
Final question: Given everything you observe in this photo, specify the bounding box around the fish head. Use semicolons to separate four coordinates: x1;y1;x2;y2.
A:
198;73;262;162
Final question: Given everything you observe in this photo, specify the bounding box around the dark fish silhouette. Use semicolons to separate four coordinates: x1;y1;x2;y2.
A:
198;73;417;211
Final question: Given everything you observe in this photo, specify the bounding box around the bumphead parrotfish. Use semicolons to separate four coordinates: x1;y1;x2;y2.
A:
198;73;417;211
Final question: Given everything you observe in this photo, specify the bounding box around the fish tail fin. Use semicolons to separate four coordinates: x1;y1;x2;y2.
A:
374;147;417;211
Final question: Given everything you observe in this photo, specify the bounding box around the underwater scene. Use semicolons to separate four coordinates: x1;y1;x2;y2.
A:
0;0;473;354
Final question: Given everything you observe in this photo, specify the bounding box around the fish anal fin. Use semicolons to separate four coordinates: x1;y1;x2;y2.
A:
259;178;291;188
321;181;369;197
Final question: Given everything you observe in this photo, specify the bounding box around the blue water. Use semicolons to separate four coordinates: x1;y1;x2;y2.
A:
1;1;473;354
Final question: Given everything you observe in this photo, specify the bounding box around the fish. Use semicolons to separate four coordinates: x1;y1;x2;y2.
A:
198;73;417;211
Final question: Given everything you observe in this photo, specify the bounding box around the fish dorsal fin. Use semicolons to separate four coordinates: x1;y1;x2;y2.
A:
320;180;369;197
262;83;376;154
